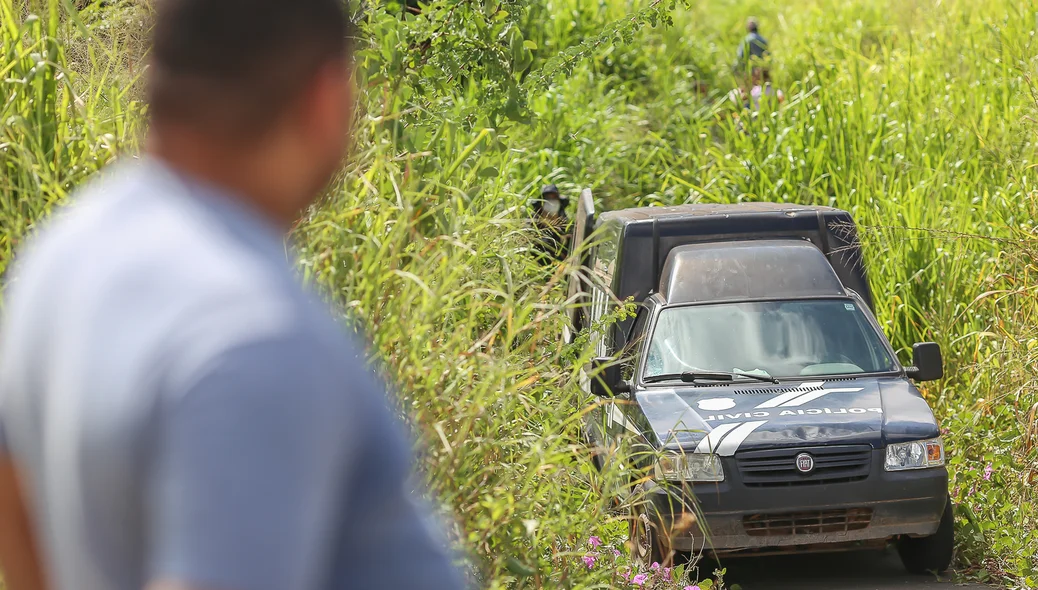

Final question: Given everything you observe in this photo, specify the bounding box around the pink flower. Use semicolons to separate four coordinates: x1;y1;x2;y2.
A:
663;566;672;579
684;586;701;590
983;463;993;481
619;567;631;581
632;573;649;586
613;549;621;557
650;562;660;570
582;555;596;569
588;535;602;548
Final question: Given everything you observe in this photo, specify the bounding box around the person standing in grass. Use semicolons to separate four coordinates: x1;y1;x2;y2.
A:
729;18;780;118
733;16;770;106
0;1;464;590
736;17;769;72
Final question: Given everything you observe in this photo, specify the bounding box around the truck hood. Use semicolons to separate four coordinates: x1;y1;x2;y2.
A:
633;377;939;454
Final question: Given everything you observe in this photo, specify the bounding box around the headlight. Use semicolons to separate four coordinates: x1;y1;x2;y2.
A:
655;452;724;482
884;437;945;471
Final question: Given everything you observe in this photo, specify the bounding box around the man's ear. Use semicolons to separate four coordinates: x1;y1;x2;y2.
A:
299;59;354;144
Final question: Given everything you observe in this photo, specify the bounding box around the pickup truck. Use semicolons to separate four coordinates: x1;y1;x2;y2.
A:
566;193;953;574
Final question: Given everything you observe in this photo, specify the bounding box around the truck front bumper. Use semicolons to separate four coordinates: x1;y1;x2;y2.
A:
644;451;948;555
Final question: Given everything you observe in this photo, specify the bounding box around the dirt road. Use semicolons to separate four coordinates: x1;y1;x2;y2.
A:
702;548;992;590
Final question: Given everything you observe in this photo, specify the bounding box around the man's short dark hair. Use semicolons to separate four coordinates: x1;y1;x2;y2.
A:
747;17;759;33
148;0;355;138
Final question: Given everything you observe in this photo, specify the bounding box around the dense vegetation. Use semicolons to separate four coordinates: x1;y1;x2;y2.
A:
2;0;1037;587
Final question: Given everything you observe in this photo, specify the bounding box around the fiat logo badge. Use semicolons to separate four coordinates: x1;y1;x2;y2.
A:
795;453;815;474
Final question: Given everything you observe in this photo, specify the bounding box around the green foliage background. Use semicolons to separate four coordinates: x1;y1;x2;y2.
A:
2;0;1038;587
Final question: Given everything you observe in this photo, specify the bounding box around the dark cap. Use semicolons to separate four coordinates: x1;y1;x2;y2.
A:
541;184;560;197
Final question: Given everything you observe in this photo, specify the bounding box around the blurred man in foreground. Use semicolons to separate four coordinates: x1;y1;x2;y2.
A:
0;1;464;589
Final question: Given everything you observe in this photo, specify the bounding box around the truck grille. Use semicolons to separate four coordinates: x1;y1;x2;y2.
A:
743;508;873;537
736;445;872;487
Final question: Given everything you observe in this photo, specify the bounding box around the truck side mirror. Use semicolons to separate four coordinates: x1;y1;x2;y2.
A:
906;342;943;382
590;357;631;397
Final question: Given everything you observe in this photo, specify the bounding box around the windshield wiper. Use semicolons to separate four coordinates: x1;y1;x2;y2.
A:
644;371;779;384
728;371;780;384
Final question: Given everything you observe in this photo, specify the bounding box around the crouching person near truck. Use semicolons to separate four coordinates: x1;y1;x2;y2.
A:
530;184;572;264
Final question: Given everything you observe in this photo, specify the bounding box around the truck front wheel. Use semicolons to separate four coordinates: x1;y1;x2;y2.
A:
630;510;667;567
896;497;954;575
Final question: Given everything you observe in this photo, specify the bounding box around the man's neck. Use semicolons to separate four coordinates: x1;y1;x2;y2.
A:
145;128;296;231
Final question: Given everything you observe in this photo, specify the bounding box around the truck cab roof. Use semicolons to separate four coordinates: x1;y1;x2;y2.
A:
659;240;848;305
598;201;844;223
565;192;874;346
571;195;871;308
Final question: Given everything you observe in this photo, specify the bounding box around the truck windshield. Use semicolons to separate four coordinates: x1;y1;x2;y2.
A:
642;299;897;381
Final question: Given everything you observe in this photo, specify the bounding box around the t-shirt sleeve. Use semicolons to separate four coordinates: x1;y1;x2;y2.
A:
328;364;466;590
0;366;11;455
0;409;7;453
0;336;10;455
146;332;355;590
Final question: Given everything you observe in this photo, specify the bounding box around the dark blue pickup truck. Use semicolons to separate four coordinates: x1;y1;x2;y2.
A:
566;195;952;574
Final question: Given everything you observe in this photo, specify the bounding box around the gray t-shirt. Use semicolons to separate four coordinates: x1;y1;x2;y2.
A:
0;158;463;590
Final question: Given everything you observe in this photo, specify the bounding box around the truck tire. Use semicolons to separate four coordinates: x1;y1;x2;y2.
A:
896;497;954;575
630;510;667;567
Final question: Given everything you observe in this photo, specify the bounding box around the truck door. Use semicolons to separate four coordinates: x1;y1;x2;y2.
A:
605;303;651;450
565;189;596;343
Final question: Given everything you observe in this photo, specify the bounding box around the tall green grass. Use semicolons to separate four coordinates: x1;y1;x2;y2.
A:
1;0;1037;587
0;0;143;276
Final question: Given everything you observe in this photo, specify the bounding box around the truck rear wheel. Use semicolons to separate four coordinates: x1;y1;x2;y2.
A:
896;497;954;575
